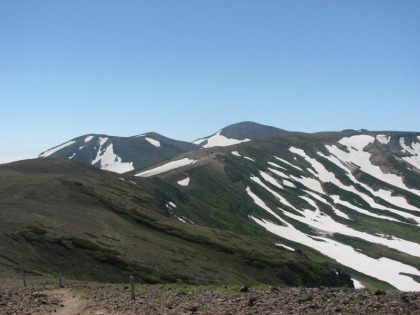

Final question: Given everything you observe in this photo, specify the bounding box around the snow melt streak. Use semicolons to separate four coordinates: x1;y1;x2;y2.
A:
246;187;420;291
40;141;76;157
136;158;196;177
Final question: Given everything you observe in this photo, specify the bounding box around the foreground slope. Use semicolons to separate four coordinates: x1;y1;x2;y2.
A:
39;133;199;173
135;130;420;290
0;158;351;287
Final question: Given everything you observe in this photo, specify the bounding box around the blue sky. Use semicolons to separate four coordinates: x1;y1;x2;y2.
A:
1;0;419;163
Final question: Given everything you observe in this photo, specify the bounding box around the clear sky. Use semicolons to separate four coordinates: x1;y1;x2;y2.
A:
1;0;419;163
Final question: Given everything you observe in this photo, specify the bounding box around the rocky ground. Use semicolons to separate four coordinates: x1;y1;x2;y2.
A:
0;280;419;314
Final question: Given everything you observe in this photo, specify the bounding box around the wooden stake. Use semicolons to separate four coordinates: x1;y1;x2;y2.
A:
59;273;64;288
130;276;135;301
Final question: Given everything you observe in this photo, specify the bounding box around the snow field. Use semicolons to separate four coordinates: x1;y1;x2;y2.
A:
289;146;419;222
246;187;420;291
316;151;420;214
283;196;420;258
325;136;420;197
135;158;196;177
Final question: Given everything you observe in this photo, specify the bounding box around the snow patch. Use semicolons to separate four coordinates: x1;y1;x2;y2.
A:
40;140;76;157
376;134;390;145
145;137;161;148
276;243;294;251
69;153;76;159
91;143;134;174
200;131;251;148
84;136;94;143
135;158;196;177
231;150;254;161
178;177;190;186
352;279;365;289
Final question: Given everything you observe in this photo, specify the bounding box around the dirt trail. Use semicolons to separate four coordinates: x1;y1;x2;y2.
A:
48;288;106;315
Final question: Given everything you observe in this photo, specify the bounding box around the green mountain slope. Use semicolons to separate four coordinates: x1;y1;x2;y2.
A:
134;130;420;290
0;158;351;287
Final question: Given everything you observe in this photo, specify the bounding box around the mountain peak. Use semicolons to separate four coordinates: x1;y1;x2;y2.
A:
193;121;286;148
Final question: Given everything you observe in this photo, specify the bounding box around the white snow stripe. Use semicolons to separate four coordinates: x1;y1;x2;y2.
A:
135;158;196;177
40;140;76;157
145;137;161;148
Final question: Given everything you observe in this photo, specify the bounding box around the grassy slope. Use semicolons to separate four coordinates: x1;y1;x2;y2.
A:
0;158;351;288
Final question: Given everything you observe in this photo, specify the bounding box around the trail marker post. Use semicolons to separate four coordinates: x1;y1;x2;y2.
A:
130;276;135;301
59;273;64;288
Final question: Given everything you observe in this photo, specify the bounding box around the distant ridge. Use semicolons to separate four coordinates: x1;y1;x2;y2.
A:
39;133;198;173
38;122;287;173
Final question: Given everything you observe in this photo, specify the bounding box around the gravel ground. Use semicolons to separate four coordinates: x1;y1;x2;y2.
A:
1;282;419;314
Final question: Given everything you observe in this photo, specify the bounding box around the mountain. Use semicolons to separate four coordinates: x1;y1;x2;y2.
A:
38;122;286;173
39;133;199;174
193;121;286;148
0;158;351;287
134;129;420;291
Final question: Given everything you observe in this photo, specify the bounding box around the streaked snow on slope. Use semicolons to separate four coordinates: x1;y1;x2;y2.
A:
40;140;76;157
246;187;420;291
145;137;161;148
325;136;420;197
135;158;196;177
274;156;303;170
276;243;294;251
231;151;255;161
177;177;190;186
195;131;251;148
84;136;94;143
